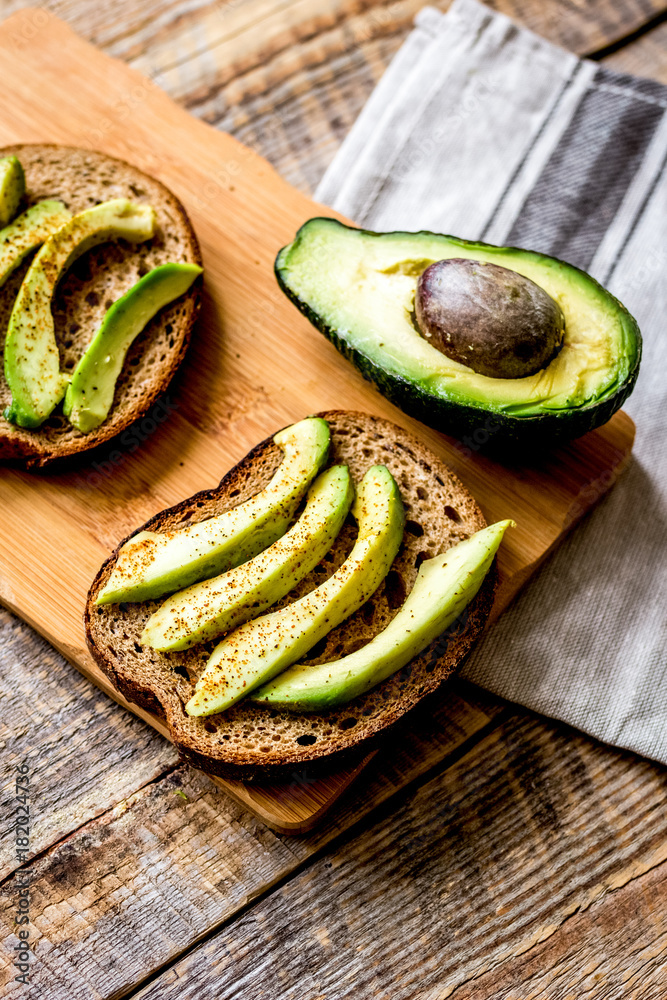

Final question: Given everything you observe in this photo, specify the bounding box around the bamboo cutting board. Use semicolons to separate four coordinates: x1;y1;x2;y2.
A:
0;9;635;833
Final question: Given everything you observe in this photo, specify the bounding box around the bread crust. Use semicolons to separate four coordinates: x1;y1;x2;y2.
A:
0;144;202;468
85;411;496;781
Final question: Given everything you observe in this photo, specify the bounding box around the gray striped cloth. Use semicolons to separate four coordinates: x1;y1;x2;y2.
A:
316;0;667;764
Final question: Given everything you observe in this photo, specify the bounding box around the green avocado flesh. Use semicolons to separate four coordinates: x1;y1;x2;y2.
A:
142;464;355;651
185;464;405;717
97;417;331;605
4;199;156;429
0;201;72;291
0;156;25;228
275;218;642;446
253;519;513;710
63;262;202;434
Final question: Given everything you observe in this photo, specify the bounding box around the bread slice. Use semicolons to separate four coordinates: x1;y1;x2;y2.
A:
86;411;495;781
0;144;202;468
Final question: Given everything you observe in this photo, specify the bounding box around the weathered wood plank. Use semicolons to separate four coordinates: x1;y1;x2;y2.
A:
0;0;657;854
601;18;667;83
197;4;667;195
125;0;667;194
0;681;504;998
13;0;667;74
445;857;667;999
0;608;179;881
0;8;636;835
0;565;500;865
0;2;663;995
118;714;667;1000
2;0;666;197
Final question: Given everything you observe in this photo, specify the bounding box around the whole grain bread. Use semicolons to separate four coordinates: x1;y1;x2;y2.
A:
0;144;202;468
86;411;495;781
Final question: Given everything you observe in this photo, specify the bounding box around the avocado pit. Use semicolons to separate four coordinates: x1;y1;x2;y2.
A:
415;258;565;379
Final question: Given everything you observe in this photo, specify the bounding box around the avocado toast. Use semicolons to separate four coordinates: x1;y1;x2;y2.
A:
0;144;202;467
86;411;498;781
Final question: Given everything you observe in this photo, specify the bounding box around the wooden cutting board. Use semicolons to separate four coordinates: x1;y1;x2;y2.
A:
0;9;635;834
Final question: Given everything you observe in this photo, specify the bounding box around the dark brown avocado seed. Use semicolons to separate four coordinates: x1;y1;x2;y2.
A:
414;258;565;379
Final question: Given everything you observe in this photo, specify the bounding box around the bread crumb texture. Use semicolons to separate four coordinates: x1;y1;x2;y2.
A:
0;144;201;466
87;412;493;779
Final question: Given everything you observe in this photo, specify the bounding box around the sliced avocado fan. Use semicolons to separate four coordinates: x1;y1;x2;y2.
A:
64;262;203;434
253;519;513;711
0;200;72;291
185;464;406;717
142;463;355;651
4;199;156;429
0;156;25;228
96;416;331;605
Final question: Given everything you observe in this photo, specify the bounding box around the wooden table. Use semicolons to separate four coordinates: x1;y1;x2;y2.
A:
1;2;666;996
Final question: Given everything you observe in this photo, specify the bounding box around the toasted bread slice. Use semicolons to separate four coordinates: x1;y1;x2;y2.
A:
0;144;202;468
86;412;494;781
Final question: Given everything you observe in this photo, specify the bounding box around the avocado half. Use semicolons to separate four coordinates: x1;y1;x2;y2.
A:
275;218;642;451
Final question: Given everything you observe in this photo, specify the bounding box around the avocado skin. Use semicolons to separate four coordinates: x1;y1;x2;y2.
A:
64;262;203;434
4;198;156;429
275;219;642;453
96;416;332;604
0;200;71;291
253;519;513;711
185;464;405;717
0;156;25;228
306;318;638;453
141;464;355;651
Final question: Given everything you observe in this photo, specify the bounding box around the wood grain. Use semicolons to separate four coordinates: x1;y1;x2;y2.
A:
0;10;636;833
600;18;667;83
0;2;664;995
0;609;179;881
147;0;667;195
3;0;666;195
182;2;667;195
8;0;666;67
178;2;667;197
41;711;664;1000
445;857;667;999
0;681;505;999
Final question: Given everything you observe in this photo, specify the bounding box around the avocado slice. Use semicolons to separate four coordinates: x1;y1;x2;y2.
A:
142;464;355;651
0;200;72;290
96;416;331;605
4;199;156;429
0;156;25;227
275;218;642;449
253;519;513;710
185;464;405;717
63;262;203;433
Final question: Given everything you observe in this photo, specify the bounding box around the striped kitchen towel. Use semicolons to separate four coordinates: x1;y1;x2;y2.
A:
316;0;667;764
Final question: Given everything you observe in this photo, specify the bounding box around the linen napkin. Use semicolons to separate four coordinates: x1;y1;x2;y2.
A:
316;0;667;764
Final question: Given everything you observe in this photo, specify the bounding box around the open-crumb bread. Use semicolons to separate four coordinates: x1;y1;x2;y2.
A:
86;411;495;781
0;144;202;468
